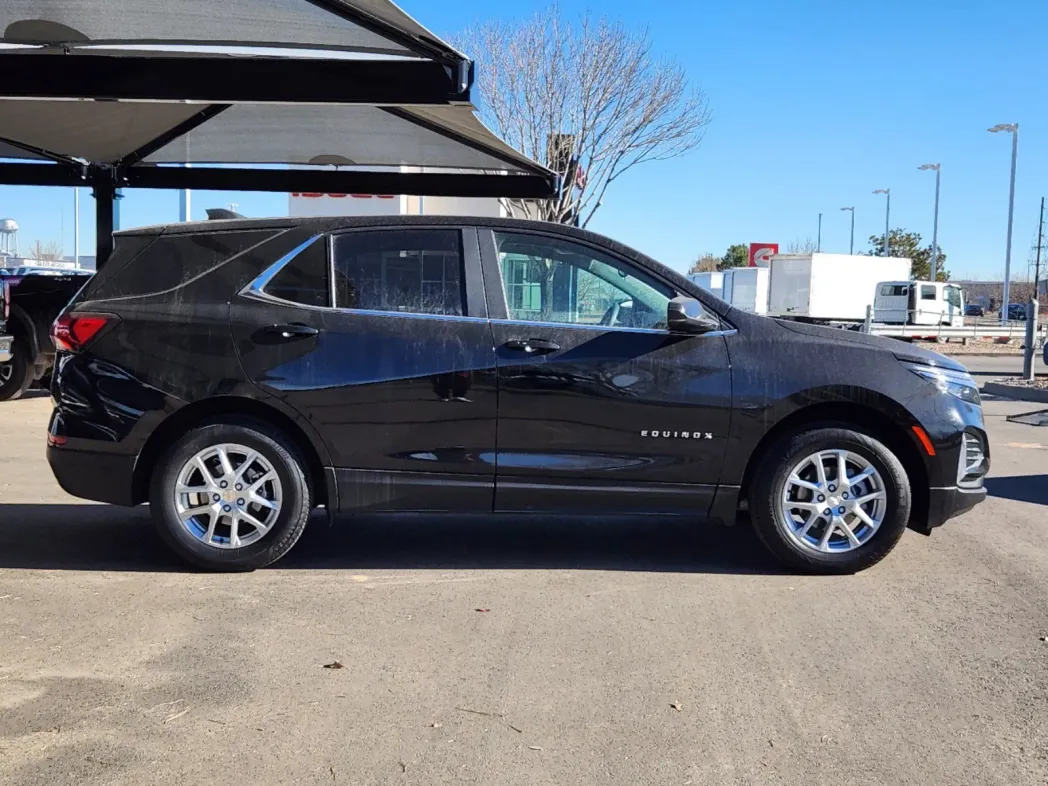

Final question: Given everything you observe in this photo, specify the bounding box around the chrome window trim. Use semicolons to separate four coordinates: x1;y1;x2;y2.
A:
493;317;737;338
240;234;328;305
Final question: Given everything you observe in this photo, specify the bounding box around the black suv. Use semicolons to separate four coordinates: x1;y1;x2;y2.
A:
47;217;988;573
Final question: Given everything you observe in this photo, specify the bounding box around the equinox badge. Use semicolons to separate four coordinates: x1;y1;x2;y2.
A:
641;430;713;440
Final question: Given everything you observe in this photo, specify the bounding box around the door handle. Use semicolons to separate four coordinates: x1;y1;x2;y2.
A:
263;323;320;340
503;337;560;355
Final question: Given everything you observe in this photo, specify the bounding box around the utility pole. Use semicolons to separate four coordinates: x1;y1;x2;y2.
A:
1035;197;1044;299
817;213;822;252
1024;197;1043;381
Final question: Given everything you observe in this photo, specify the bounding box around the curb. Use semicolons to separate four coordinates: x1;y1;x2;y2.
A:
982;381;1048;403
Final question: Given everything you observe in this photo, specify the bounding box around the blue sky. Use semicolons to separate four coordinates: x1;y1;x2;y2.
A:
3;0;1046;280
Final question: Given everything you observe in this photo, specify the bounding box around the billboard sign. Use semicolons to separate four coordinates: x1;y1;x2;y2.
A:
749;242;779;268
289;192;402;218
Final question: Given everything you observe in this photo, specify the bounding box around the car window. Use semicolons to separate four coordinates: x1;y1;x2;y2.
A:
880;284;908;297
921;285;937;300
945;287;962;308
332;229;464;316
264;238;331;308
494;232;671;329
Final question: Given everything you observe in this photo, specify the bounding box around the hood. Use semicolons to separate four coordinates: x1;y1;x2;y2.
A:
773;319;968;373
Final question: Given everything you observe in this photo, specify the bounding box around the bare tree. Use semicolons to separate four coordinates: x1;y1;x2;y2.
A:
688;254;722;274
29;240;63;261
456;7;711;226
787;237;819;254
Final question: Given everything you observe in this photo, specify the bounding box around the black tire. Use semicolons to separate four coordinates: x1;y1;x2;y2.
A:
149;419;312;571
749;426;911;575
0;339;32;402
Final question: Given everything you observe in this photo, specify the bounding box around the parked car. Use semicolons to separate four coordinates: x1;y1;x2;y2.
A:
0;267;93;400
1007;303;1027;321
964;304;984;317
47;217;989;573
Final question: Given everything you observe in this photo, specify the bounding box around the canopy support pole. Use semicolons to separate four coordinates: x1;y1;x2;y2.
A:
93;173;116;270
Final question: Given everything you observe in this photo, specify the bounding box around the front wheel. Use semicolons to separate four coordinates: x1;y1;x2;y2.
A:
749;427;911;574
150;420;312;571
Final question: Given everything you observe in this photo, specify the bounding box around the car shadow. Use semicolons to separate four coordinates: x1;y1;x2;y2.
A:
0;505;782;575
984;475;1048;506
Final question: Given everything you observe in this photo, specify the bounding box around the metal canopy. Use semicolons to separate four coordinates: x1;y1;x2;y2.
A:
0;0;556;266
0;0;466;62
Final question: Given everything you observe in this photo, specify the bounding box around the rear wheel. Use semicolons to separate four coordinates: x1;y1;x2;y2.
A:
0;339;32;401
749;427;911;574
150;420;312;571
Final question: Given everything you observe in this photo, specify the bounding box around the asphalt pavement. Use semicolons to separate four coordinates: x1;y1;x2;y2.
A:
1;393;1046;786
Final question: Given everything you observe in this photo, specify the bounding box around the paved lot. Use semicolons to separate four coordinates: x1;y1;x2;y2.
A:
1;392;1046;785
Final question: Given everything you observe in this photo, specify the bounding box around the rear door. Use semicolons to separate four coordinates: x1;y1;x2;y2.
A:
479;228;732;514
231;225;498;512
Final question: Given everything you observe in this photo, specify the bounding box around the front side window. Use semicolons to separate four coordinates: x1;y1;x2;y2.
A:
333;229;464;316
494;232;671;330
921;285;937;301
946;287;962;308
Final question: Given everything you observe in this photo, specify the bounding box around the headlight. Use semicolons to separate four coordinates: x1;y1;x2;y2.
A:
904;362;981;405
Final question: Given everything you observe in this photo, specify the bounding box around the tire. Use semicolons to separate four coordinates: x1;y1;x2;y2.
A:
149;419;312;571
0;339;32;402
749;426;911;575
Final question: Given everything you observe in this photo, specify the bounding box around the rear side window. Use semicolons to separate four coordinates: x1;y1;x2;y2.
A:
85;230;277;300
921;285;937;300
880;284;908;297
263;238;331;308
332;229;464;316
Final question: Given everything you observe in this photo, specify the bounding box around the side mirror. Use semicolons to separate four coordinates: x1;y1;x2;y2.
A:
667;296;720;334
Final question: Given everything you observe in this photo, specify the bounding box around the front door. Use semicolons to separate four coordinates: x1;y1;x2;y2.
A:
479;229;732;514
231;226;498;512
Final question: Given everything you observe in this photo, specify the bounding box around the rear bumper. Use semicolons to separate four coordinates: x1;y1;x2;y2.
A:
920;484;987;532
0;334;12;363
47;443;137;506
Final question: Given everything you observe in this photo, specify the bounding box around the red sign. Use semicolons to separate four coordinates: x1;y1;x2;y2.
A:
749;243;779;267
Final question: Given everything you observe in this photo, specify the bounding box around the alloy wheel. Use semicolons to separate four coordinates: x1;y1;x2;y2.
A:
779;449;886;554
174;443;282;549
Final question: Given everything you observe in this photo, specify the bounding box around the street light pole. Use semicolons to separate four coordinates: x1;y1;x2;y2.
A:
873;189;890;255
918;164;941;280
840;207;854;254
989;123;1019;325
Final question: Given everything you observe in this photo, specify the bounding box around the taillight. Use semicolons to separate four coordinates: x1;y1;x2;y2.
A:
52;313;114;352
2;280;8;320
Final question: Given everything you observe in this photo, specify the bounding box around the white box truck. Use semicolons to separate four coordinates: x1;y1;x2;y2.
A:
767;253;912;323
688;271;724;300
721;267;770;314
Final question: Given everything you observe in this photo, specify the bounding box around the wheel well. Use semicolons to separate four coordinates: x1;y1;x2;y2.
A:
738;401;929;528
132;396;328;507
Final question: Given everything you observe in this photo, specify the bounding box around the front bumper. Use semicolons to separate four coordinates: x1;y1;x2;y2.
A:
923;484;987;531
0;334;12;363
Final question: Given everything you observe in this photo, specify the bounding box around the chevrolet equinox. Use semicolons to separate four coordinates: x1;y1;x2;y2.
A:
46;217;988;572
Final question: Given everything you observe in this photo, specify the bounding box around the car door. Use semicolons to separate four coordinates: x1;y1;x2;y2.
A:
479;228;732;514
231;225;498;512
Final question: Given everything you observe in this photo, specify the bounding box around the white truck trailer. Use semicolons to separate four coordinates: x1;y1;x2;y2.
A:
721;267;770;314
687;271;724;300
767;253;912;323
